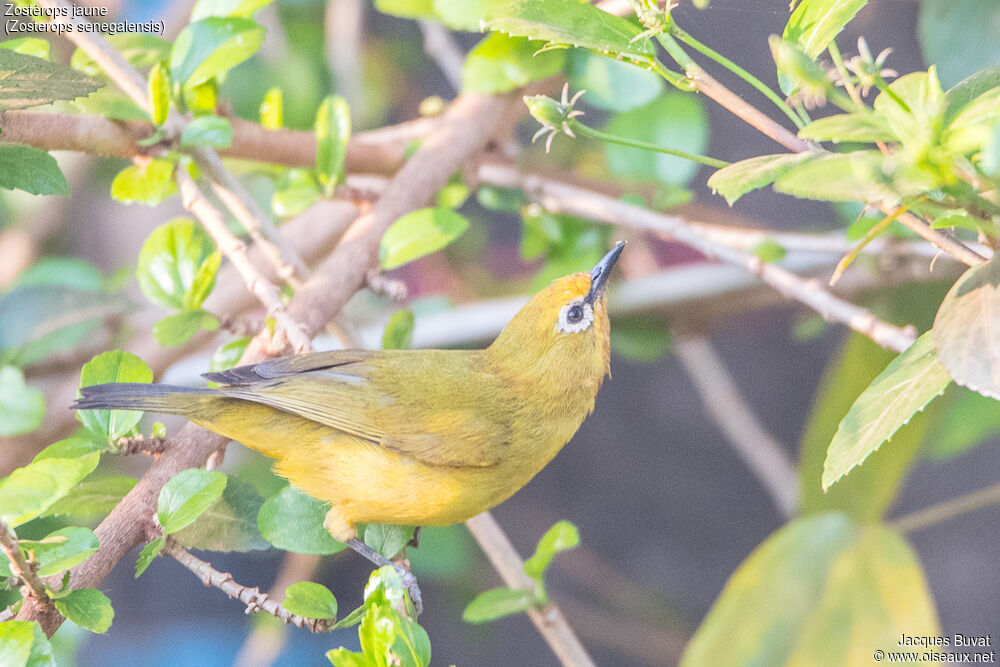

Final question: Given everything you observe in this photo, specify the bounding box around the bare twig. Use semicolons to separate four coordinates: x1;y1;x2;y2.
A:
891;482;1000;534
0;522;50;603
117;435;169;457
674;337;799;516
162;539;330;633
366;270;409;302
418;21;465;91
479;163;918;353
176;166;312;354
465;512;596;667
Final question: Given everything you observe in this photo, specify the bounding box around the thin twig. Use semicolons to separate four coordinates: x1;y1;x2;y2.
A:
117;435;169;457
465;512;596;667
418;21;465;91
673;337;799;516
0;522;50;603
162;539;330;633
176;166;312;354
891;482;1000;534
479;163;918;353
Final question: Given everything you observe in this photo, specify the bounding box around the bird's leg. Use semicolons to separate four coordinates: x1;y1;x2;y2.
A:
346;538;424;616
407;526;422;549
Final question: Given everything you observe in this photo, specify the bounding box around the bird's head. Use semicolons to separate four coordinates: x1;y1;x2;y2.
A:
489;242;625;385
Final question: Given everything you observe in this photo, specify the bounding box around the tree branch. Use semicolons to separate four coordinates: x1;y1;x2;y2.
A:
162;539;329;633
673;337;798;516
465;512;596;667
0;522;51;604
478;163;918;353
891;482;1000;534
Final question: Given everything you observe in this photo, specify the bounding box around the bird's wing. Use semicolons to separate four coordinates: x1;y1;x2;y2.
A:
207;350;507;468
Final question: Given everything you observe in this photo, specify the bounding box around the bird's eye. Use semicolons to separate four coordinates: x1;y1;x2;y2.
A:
566;305;584;323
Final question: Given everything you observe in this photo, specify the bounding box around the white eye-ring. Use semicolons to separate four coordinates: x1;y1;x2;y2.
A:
557;300;594;334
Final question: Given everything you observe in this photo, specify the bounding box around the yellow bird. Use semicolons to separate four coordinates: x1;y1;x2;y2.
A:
74;242;624;609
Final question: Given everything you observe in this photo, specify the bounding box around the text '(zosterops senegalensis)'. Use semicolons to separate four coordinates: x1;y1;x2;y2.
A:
74;242;624;604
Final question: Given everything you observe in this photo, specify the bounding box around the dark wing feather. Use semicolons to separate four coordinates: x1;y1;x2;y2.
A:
202;350;375;385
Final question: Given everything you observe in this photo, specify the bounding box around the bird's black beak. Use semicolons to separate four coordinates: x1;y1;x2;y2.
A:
585;241;625;304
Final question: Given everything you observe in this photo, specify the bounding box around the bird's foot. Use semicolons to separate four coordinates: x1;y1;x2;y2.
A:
394;562;423;617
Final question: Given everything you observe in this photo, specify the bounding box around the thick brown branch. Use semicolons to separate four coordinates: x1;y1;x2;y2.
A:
162;539;329;633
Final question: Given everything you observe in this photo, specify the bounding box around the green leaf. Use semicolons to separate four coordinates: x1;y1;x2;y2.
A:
271;167;320;218
0;454;99;527
364;524;414;560
566;49;664;112
157;468;227;535
0;366;44;436
943;65;1000;121
315;96;351;194
382;310;415;351
210;337;250;372
873;69;946;150
34;435;108;462
137;218;219;310
933;256;1000;399
15;258;102;290
0;620;35;667
918;0;1000;88
773;151;899;204
153;310;219;347
432;0;513;30
680;514;938;666
461;34;565;95
110;158;176;206
925;385;1000;460
603;92;709;187
482;0;654;63
0;285;127;367
257;485;346;555
523;520;579;580
191;0;275;21
798;112;895;144
751;239;787;263
170;17;266;89
173;476;268;552
148;61;170;126
134;536;165;578
379;208;469;271
43;477;137;520
25;621;54;667
0;144;68;196
71;34;170;78
53;588;114;634
326;649;368;667
462;587;534;623
259;86;283;129
14;527;99;577
822;332;951;489
944;86;1000;154
707;153;813;204
77;350;152;442
0;38;51;60
799;334;930;520
610;318;671;362
783;0;868;60
374;0;436;19
0;49;101;111
283;581;338;620
73;87;150;122
180;116;233;148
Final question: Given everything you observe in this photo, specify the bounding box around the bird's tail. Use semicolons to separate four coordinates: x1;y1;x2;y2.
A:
73;383;214;417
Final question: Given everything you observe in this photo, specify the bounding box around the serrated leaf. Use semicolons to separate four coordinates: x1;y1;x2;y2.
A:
0;144;68;196
283;581;338;619
137;218;219;310
822;332;950;489
170;17;265;89
43;476;137;520
933;256;1000;399
110;158;176;206
707;153;812;204
483;0;654;63
565;48;664;113
173;476;268;552
134;536;165;578
461;34;564;94
153;310;219;347
364;524;413;560
0;365;44;436
77;350;152;442
773;151;897;203
0;454;100;527
462;587;534;623
53;588;114;634
257;486;346;555
798;112;895;144
379;208;469;271
523;520;579;580
157;468;227;535
680;514;938;666
180;116;233;148
783;0;868;60
0;49;101;110
382;310;415;351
